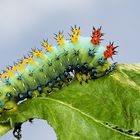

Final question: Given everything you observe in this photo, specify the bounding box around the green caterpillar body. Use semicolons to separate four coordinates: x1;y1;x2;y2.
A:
0;26;118;114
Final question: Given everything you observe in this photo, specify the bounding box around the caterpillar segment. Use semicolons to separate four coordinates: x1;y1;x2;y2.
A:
0;26;118;114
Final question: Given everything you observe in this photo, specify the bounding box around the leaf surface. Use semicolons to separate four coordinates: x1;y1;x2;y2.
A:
1;64;140;140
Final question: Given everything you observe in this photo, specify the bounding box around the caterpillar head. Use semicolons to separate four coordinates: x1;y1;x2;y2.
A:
0;82;17;115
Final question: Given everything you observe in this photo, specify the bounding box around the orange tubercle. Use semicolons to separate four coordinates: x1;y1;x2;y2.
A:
104;42;118;59
91;26;103;45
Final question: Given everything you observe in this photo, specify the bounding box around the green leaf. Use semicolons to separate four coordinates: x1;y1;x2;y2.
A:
1;64;140;139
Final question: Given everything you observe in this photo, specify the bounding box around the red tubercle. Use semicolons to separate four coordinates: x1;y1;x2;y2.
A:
104;42;118;59
91;26;104;45
92;26;103;38
91;36;103;45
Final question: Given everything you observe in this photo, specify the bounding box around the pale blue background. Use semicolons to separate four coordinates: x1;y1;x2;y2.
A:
0;0;140;139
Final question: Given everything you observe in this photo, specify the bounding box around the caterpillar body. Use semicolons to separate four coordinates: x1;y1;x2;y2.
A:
0;26;118;114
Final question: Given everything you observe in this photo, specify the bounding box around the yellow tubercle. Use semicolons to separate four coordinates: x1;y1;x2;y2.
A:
37;50;44;58
7;69;14;77
0;73;8;80
32;50;39;57
22;57;29;65
55;33;65;47
71;25;80;36
31;49;44;58
28;56;35;64
18;63;24;71
12;65;18;72
42;40;53;52
69;26;80;45
70;34;78;45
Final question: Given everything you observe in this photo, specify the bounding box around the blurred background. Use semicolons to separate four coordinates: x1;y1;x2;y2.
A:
0;0;140;139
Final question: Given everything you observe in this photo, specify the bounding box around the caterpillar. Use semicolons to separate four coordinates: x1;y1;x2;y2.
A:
0;25;118;115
